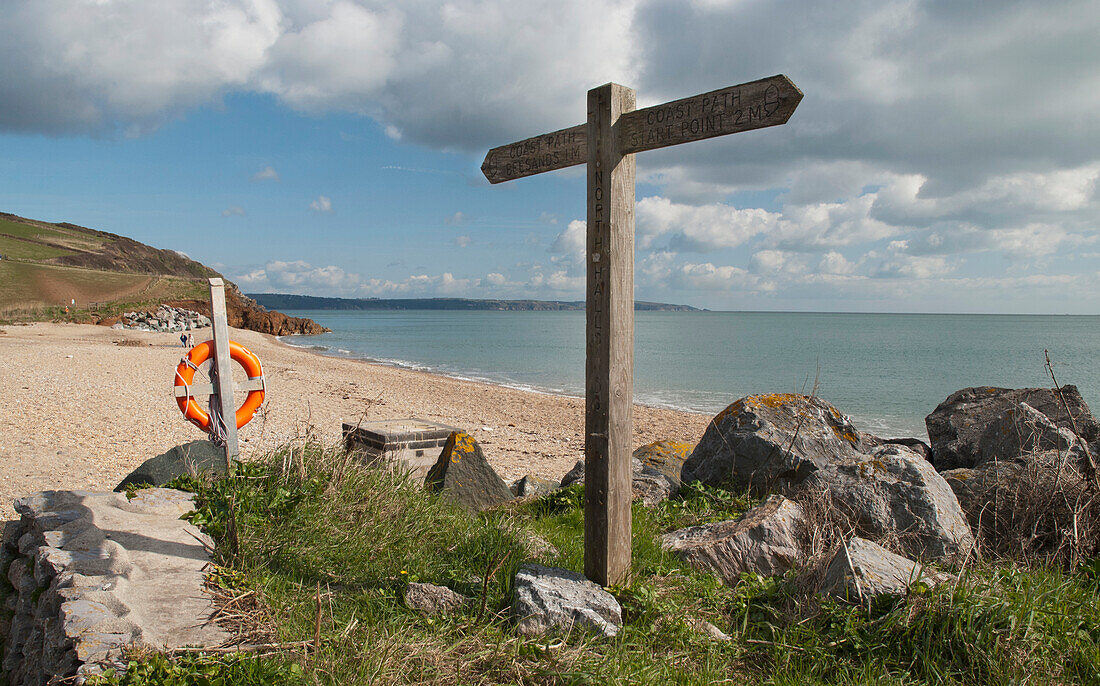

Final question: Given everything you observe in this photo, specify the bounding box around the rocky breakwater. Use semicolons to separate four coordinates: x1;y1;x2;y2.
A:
659;384;1097;602
167;287;329;337
113;305;210;332
1;489;226;685
669;393;972;603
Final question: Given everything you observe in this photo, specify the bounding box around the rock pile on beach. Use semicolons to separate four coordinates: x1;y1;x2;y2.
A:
111;305;210;333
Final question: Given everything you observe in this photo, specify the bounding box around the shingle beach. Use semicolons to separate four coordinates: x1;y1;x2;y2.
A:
0;323;710;519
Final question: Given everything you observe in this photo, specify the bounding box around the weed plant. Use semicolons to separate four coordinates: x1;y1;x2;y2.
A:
91;442;1100;685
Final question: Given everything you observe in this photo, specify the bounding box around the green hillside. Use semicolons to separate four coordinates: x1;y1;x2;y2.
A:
0;212;216;318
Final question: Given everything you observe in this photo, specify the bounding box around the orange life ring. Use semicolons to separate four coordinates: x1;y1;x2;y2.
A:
174;340;265;431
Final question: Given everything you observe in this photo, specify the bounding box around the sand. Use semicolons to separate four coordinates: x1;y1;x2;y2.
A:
0;323;712;519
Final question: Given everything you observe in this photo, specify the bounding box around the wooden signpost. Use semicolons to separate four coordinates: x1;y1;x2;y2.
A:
171;278;250;465
482;75;802;585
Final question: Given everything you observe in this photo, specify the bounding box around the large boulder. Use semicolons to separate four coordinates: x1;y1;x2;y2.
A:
821;537;952;603
510;475;560;498
926;386;1099;471
682;394;866;493
975;402;1089;467
114;441;227;491
425;432;513;512
633;440;694;487
512;564;622;637
558;457;678;507
660;495;804;583
800;444;974;562
941;462;1024;515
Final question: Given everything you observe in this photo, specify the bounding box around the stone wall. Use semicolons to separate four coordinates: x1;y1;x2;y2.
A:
1;489;226;685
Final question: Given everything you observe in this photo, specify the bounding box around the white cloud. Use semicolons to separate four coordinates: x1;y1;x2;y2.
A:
445;211;466;225
0;0;281;134
865;242;955;279
750;250;806;275
674;262;769;293
0;0;637;148
251;165;280;182
550;219;586;258
636;196;778;252
454;235;471;248
235;260;361;293
222;206;246;217
309;195;333;213
819;251;856;276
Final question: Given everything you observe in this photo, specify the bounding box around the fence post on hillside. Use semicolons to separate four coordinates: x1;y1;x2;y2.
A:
208;278;239;466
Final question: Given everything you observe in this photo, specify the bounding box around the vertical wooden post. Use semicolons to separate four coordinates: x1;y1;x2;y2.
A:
208;278;239;466
584;83;635;586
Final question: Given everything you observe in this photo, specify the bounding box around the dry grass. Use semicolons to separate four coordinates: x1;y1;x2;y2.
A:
960;452;1100;569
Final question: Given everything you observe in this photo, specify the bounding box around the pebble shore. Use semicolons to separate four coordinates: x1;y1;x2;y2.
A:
0;323;710;519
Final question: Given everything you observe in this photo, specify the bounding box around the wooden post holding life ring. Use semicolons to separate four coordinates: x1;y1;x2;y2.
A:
174;340;266;432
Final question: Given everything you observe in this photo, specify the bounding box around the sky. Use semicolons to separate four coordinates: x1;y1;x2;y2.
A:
0;0;1097;313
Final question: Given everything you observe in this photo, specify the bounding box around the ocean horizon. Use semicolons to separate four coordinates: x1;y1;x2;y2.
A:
277;309;1100;441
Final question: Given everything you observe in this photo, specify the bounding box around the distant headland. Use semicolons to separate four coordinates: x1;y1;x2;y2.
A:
248;293;702;312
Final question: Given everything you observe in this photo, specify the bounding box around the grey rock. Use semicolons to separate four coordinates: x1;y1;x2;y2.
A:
520;533;558;559
512;564;622;638
632;469;678;507
57;599;133;639
633;440;695;487
511;475;560;498
926;386;1099;471
8;559;36;614
822;537;951;603
682;394;865;493
560;461;586;487
558;457;679;506
6;612;33;657
685;616;731;641
800;444;974;562
662;495;804;583
3;518;21;549
941;462;1025;515
121;487;197;517
115;440;227;491
861;434;933;462
977;402;1087;466
404;583;469;615
425;432;514;512
1;521;19;578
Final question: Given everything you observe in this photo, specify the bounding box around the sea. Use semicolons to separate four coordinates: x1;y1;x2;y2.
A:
277;310;1100;441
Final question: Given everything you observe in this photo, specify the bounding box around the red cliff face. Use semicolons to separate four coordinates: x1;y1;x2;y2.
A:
166;289;329;337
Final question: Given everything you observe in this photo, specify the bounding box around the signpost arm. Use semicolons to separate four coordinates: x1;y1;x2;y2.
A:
584;83;635;586
208;278;239;467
